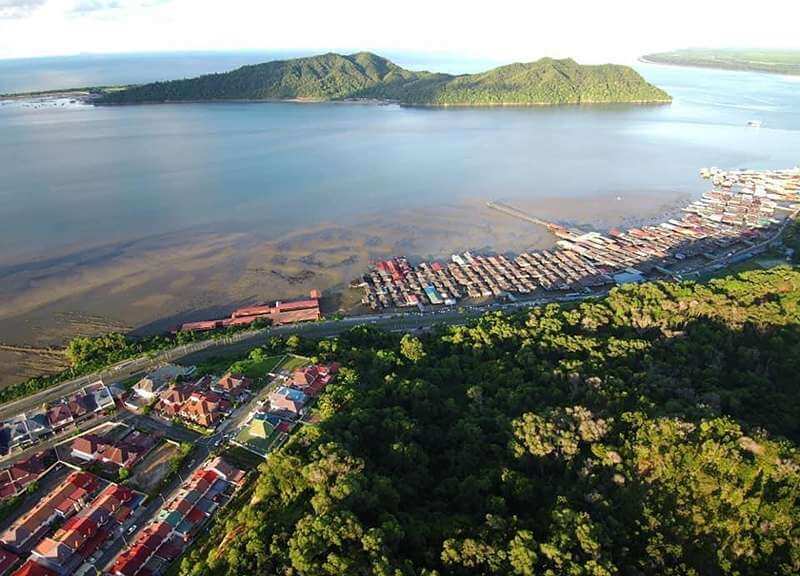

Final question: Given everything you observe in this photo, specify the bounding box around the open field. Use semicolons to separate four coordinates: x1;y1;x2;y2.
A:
275;354;311;373
227;354;284;379
130;440;179;492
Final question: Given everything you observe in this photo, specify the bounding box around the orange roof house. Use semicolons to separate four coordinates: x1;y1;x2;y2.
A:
215;373;252;396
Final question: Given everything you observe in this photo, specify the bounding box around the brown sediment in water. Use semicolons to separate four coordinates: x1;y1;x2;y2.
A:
0;192;687;388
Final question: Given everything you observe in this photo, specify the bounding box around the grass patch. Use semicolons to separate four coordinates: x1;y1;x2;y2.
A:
227;354;284;379
234;426;282;457
219;445;265;470
275;354;311;373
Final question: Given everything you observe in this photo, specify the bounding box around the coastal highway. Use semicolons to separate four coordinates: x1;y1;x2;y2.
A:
0;292;619;422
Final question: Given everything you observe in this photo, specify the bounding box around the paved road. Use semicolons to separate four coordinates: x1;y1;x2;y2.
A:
0;294;606;426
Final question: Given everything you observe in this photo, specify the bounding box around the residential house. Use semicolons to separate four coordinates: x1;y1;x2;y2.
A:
206;457;246;486
45;404;73;432
289;363;338;397
156;385;189;417
213;373;252;398
268;386;308;416
0;549;19;575
65;396;92;423
70;436;98;462
178;392;228;429
133;364;193;400
10;560;57;576
23;412;49;441
70;434;145;469
83;382;115;412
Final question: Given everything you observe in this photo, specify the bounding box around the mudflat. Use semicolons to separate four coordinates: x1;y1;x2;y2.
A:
0;192;685;388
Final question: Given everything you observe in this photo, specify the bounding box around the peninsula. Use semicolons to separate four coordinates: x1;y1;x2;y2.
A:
642;48;800;76
97;51;671;106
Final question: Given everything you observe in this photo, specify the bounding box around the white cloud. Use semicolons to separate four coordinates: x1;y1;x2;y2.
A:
0;0;47;19
0;0;798;62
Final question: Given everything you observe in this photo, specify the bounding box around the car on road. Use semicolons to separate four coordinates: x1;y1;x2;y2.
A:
126;524;137;535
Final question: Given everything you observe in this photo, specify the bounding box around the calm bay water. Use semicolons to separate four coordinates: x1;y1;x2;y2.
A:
0;56;799;267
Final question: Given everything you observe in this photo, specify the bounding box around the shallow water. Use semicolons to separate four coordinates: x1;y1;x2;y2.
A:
1;59;798;267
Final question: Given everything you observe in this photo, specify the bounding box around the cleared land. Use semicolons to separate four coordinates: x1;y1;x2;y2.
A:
130;440;179;492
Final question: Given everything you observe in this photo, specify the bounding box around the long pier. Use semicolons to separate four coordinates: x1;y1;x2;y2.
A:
486;201;557;230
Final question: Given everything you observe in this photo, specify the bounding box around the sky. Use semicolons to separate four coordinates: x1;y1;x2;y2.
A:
0;0;799;63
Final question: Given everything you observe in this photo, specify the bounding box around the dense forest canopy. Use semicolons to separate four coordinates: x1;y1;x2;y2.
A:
98;52;671;106
179;266;800;576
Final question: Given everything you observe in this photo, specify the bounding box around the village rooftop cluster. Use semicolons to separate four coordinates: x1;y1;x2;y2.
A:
0;381;116;457
1;470;145;576
233;359;339;457
357;169;800;310
109;457;244;576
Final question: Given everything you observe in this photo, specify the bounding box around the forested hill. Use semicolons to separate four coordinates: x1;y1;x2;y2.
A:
97;52;671;106
180;266;800;576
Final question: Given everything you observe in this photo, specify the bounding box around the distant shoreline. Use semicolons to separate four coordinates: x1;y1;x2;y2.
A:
2;91;671;108
95;97;673;108
639;54;800;77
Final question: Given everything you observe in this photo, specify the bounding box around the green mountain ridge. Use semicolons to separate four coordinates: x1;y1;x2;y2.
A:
98;52;672;106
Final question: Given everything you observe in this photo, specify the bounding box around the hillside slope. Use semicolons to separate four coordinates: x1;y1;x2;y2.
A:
98;52;671;106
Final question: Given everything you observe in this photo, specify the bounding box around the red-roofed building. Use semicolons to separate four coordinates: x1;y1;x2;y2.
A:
290;364;338;397
156;385;189;417
10;560;57;576
68;472;97;491
70;436;98;461
45;405;73;431
178;392;227;429
186;507;205;524
214;373;252;397
183;291;320;331
0;549;19;575
154;541;182;562
206;457;245;486
111;543;151;576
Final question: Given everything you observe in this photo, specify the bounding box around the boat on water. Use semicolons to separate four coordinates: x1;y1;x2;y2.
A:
746;120;763;128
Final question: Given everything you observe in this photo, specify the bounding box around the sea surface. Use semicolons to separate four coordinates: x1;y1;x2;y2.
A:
0;53;799;268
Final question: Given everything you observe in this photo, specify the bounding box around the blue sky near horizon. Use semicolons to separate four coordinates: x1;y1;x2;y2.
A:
0;0;798;63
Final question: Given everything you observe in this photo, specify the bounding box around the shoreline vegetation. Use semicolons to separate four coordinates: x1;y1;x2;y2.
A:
92;52;671;106
641;48;800;76
0;321;270;405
